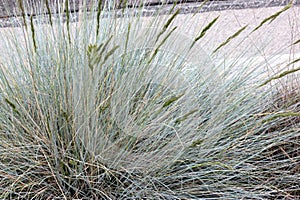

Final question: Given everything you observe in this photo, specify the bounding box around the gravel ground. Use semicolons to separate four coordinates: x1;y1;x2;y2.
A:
0;1;299;75
0;0;299;18
0;0;299;27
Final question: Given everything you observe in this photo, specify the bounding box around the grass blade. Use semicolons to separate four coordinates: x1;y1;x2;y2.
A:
30;15;37;52
251;1;292;33
213;25;248;53
65;0;71;44
149;26;177;64
17;0;27;29
155;9;180;43
259;66;300;86
291;38;300;46
190;16;219;49
45;0;53;27
162;92;185;108
192;0;210;17
263;112;300;123
96;0;103;38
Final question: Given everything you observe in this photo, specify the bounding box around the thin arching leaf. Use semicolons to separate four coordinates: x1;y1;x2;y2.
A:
259;67;300;86
155;9;180;43
251;2;292;33
213;25;248;53
291;38;300;46
190;16;219;49
192;0;210;17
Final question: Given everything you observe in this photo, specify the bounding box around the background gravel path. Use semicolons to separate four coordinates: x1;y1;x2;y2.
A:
0;0;299;73
0;0;299;18
0;0;299;27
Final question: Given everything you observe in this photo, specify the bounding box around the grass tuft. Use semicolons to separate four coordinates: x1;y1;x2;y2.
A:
0;0;299;199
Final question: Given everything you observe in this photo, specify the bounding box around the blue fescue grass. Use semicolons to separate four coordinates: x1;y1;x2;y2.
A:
0;0;299;199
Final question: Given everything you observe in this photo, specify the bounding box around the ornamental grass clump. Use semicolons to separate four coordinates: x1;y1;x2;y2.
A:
0;0;299;199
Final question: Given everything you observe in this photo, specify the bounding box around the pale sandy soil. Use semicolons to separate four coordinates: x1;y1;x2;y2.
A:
0;4;300;78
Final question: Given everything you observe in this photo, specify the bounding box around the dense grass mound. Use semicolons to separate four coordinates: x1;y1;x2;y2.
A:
0;0;299;199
